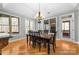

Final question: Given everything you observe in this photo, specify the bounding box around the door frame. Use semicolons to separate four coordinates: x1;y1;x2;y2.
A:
49;16;57;33
59;13;75;41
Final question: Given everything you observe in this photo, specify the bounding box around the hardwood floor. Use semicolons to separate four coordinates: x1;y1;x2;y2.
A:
2;38;79;55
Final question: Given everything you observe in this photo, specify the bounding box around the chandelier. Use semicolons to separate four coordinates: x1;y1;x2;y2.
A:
35;4;45;22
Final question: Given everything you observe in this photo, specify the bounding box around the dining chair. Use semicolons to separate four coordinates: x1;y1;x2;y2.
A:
28;31;34;45
50;31;56;52
31;31;43;52
35;36;42;51
31;31;40;49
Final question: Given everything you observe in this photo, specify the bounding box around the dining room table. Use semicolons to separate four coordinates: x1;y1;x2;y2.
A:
26;33;55;55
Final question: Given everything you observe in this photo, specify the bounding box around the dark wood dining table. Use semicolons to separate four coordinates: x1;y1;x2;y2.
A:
26;34;54;55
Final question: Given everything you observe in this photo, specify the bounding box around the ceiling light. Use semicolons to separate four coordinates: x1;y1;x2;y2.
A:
35;3;45;22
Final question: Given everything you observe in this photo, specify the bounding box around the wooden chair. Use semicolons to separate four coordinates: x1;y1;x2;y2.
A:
35;36;42;51
50;31;56;52
31;31;40;49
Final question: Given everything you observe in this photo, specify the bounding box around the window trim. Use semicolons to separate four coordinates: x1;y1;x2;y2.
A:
0;16;10;33
11;16;20;34
0;14;20;34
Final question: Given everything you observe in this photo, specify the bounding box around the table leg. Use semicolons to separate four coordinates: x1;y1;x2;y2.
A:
0;53;1;55
48;41;50;55
29;36;31;45
27;35;28;46
53;43;55;52
0;49;2;55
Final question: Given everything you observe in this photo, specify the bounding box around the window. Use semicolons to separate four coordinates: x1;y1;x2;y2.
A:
25;20;34;34
62;21;70;30
0;17;9;33
30;21;34;30
0;15;19;34
11;17;19;33
25;20;29;33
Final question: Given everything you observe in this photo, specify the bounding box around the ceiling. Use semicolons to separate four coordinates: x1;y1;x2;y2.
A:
0;3;79;19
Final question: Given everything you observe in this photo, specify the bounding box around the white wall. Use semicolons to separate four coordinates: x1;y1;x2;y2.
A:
78;6;79;43
72;5;79;43
76;6;79;43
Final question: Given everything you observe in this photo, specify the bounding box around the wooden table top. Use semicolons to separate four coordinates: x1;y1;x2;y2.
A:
40;34;52;39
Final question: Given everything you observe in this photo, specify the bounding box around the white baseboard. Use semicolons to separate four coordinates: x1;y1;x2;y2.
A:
59;38;79;45
9;37;26;42
74;42;79;44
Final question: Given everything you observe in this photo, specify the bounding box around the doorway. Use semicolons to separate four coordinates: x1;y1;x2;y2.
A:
61;15;72;38
50;18;56;33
